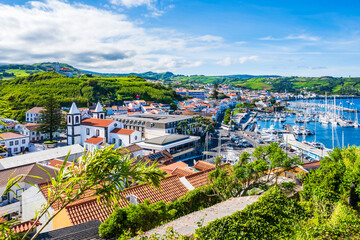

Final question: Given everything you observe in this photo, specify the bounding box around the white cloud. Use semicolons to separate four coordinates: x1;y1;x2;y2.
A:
195;35;224;42
238;55;259;64
259;34;319;41
0;0;216;72
216;56;259;66
285;34;319;41
110;0;154;8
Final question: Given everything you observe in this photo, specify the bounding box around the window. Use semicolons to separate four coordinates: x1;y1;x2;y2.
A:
118;139;122;146
14;148;18;152
75;116;80;124
112;138;116;144
135;136;138;140
86;128;90;135
32;132;35;135
114;123;117;127
15;140;19;145
22;139;25;144
96;129;100;136
68;116;72;124
9;141;13;146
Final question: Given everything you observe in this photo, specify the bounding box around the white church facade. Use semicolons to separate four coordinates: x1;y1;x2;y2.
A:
67;102;141;151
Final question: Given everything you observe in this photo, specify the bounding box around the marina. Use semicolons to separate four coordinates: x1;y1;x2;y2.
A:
237;98;360;161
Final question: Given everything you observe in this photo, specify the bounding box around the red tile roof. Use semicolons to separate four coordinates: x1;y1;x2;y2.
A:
84;137;104;145
47;159;72;169
124;144;143;153
81;119;114;127
12;220;42;233
64;175;189;225
185;168;214;188
0;132;28;140
110;128;135;135
23;123;40;131
26;107;45;114
171;167;195;177
193;161;216;171
160;161;188;174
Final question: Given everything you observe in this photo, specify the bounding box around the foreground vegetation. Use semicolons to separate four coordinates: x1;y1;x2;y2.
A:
137;146;360;240
0;72;179;121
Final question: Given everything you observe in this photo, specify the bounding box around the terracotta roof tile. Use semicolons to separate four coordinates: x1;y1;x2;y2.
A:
185;168;214;188
0;132;28;140
64;175;189;225
193;161;216;171
84;137;104;145
12;220;41;233
124;144;143;153
26;107;45;114
81;119;114;128
171;167;195;177
47;159;72;169
159;161;188;174
23;123;40;131
110;128;135;135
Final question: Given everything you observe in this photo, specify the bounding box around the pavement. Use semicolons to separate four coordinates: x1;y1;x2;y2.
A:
202;128;257;164
140;195;260;237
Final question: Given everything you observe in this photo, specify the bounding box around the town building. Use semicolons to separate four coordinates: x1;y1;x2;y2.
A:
0;144;84;170
0;132;29;157
176;90;207;99
0;163;56;221
21;168;214;232
108;114;195;139
67;102;141;150
20;123;60;142
136;134;201;161
25;107;45;123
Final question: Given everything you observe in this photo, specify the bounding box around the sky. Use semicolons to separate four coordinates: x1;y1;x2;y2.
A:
1;0;360;76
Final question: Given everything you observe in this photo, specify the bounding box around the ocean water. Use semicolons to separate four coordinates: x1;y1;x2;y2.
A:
257;98;360;149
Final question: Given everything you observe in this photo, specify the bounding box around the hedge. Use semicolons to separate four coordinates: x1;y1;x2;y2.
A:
195;186;307;240
99;185;221;239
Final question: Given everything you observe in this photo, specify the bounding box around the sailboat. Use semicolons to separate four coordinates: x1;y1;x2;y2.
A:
354;108;359;128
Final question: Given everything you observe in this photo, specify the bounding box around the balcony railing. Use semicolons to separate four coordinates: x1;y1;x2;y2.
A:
0;199;20;216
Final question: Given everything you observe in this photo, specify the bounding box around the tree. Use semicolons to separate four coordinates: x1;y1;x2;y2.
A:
37;93;62;141
209;143;301;201
223;108;231;125
2;146;164;239
211;82;219;99
170;102;178;111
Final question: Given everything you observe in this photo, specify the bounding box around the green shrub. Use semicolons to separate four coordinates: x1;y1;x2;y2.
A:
99;185;220;239
296;202;360;239
195;186;306;240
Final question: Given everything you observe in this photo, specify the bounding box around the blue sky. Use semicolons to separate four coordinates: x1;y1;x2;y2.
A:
1;0;360;76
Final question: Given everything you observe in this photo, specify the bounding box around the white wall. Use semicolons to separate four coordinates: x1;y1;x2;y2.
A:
0;137;30;155
144;128;167;139
22;186;54;233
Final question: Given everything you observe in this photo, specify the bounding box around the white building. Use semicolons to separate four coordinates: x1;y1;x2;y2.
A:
25;107;45;123
0;144;84;170
0;163;56;221
67;102;141;150
20;123;60;142
137;134;201;161
0;132;29;157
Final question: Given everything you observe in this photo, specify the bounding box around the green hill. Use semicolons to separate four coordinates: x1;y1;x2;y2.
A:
0;72;179;121
0;62;82;79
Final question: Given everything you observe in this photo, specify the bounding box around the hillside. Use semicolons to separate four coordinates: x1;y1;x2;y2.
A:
0;62;81;79
0;72;179;121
